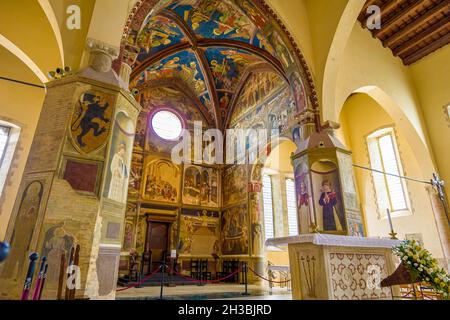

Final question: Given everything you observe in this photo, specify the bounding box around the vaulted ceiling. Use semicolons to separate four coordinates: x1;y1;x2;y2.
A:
126;0;295;129
358;0;450;65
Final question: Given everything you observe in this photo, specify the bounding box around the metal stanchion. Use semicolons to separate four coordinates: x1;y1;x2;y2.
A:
242;262;250;296
159;261;165;300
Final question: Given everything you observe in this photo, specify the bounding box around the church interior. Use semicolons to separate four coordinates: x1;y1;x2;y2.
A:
0;0;449;301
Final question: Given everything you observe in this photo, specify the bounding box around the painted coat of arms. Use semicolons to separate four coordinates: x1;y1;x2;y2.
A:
70;91;114;154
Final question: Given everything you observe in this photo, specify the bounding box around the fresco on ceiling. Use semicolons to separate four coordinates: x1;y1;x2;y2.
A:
142;157;180;203
136;15;186;62
169;0;254;42
141;50;206;97
221;203;248;255
218;91;232;111
234;0;295;69
232;71;284;122
205;47;261;91
223;165;247;206
183;165;219;207
178;209;220;256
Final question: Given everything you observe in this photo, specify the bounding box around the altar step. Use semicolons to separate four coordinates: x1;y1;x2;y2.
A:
118;273;202;287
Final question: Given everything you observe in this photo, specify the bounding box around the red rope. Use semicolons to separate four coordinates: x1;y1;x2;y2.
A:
168;267;243;284
116;265;162;292
248;266;291;284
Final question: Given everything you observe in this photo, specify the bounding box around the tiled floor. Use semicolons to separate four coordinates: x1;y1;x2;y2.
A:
115;284;292;300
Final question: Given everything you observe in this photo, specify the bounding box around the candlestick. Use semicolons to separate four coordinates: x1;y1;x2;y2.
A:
386;209;398;239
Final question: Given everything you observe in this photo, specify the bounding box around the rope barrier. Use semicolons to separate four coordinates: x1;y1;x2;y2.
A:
116;265;162;292
168;267;243;284
248;266;291;284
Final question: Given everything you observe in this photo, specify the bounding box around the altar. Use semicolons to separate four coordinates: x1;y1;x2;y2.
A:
267;234;401;300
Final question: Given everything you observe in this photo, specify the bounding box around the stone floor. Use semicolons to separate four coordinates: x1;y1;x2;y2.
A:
115;284;292;300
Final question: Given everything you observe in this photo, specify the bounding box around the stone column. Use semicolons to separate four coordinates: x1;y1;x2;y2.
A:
248;180;263;284
0;39;141;300
427;186;450;270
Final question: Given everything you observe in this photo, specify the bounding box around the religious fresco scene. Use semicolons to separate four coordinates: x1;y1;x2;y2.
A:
0;0;449;304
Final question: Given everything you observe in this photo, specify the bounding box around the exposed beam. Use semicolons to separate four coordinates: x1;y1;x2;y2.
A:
380;0;404;18
383;1;450;47
373;0;425;38
393;16;449;56
403;31;450;65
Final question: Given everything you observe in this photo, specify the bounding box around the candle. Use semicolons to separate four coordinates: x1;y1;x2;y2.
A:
386;208;394;232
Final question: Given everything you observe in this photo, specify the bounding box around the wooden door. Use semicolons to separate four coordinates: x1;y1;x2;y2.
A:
147;221;169;271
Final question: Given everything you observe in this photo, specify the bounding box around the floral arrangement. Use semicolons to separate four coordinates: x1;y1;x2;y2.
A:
393;239;450;299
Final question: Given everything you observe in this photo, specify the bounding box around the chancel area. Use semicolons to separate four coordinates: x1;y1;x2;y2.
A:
0;0;449;301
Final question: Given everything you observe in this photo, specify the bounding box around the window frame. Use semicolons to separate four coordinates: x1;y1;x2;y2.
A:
366;126;411;218
262;173;275;241
0;125;11;168
148;108;185;142
0;120;21;198
285;177;299;236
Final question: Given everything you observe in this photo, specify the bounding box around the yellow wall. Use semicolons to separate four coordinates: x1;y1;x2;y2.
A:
410;45;450;200
0;47;46;240
339;93;444;259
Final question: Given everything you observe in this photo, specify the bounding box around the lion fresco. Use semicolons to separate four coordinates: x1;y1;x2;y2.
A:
71;92;112;152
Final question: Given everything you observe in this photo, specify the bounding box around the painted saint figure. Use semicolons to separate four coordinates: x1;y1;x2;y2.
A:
318;180;340;231
108;142;129;203
297;179;311;233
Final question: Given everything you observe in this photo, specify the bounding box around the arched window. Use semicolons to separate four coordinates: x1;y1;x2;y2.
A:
285;178;298;236
0;121;21;196
367;127;410;217
262;173;275;240
150;110;183;141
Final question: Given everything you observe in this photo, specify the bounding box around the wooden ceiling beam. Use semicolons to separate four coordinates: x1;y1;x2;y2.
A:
403;31;450;65
393;16;449;56
358;0;381;22
373;0;425;38
380;0;404;17
383;1;449;47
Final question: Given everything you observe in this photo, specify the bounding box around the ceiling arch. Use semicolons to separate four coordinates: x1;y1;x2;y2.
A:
123;0;317;129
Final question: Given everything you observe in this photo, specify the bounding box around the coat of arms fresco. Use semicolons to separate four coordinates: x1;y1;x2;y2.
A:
70;91;114;154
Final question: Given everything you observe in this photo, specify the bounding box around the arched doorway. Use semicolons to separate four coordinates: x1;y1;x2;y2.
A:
116;0;315;293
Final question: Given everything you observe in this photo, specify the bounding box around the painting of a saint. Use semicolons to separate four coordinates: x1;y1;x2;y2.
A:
108;142;129;203
1;181;43;280
297;176;312;234
123;219;134;250
291;72;308;113
41;224;74;286
104;112;135;204
311;161;346;233
128;162;142;198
